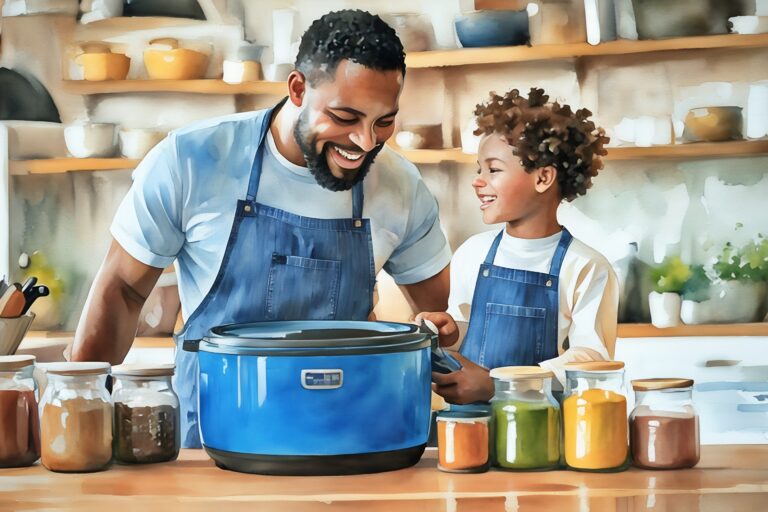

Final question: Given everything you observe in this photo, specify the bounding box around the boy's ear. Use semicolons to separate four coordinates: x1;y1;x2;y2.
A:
534;166;557;194
287;70;306;107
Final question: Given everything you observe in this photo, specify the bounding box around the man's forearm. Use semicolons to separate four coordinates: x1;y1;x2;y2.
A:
70;275;148;364
401;264;450;313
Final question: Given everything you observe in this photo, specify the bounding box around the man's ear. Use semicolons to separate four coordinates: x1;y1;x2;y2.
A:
287;70;306;107
534;166;558;194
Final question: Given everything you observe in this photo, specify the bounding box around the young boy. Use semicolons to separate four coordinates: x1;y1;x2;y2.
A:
420;87;619;405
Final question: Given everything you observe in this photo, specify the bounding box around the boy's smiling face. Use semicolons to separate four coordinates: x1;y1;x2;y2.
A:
473;133;544;226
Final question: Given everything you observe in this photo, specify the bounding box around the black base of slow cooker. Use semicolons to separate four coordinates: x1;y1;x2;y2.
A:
205;444;426;476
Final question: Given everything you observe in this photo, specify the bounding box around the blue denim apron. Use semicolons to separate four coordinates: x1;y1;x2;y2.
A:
459;228;573;370
174;104;376;448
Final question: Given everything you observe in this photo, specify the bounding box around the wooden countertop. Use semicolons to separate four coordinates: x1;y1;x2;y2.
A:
1;446;766;511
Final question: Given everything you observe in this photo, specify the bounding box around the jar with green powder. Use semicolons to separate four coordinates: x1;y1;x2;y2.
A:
489;366;560;471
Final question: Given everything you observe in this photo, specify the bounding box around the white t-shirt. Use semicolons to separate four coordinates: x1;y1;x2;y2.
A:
111;110;451;320
448;228;619;384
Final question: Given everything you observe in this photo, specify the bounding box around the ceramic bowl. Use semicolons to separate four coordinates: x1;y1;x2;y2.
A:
144;38;209;80
682;106;743;143
223;60;262;84
455;10;530;48
64;122;117;158
118;128;166;159
395;124;443;150
76;52;131;81
0;313;35;356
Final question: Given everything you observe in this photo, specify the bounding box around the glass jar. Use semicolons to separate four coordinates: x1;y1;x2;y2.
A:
436;411;490;473
40;362;112;472
0;355;40;467
112;364;180;464
489;366;560;471
563;361;629;472
630;378;700;470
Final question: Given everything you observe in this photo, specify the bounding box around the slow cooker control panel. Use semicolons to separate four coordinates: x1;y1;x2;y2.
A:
301;369;344;390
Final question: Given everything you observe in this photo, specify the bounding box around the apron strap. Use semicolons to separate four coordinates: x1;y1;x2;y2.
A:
548;227;573;276
483;231;505;265
246;98;288;202
352;181;364;220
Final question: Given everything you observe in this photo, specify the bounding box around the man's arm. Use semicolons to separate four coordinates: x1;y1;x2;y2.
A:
400;264;450;313
69;240;164;364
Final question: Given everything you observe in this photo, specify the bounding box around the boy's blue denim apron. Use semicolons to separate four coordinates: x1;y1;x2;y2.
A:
174;103;376;448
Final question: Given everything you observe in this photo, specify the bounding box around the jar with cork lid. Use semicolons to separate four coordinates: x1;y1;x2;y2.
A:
630;378;700;470
0;355;40;467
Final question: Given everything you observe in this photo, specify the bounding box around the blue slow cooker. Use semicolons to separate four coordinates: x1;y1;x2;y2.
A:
190;320;434;475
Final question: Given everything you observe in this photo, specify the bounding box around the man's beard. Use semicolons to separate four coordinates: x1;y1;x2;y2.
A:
293;111;383;192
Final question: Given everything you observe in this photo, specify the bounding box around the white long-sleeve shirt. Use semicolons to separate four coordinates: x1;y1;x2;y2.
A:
447;228;619;386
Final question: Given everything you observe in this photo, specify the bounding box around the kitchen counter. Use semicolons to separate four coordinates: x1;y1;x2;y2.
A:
1;446;767;511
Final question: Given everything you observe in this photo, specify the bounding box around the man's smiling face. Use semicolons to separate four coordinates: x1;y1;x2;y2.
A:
293;59;403;191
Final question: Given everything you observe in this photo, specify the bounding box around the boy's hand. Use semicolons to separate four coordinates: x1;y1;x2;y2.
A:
431;352;494;404
415;311;459;347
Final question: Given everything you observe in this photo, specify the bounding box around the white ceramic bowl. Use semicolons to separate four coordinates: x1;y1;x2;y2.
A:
118;128;166;159
64;122;117;158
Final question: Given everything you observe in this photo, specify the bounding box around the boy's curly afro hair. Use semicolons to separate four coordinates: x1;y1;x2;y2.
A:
473;88;609;202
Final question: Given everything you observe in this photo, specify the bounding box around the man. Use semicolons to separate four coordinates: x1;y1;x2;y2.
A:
70;10;451;448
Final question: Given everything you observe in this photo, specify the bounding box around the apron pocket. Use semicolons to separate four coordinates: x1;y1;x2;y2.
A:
266;253;341;320
480;303;546;368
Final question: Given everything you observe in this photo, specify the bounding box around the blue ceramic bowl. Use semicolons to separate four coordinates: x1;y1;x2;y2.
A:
455;10;530;48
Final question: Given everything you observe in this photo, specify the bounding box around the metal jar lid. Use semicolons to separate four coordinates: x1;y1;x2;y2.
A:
0;355;35;371
631;378;694;391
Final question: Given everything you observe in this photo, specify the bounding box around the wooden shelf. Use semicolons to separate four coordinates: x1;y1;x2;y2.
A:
24;331;173;349
62;79;286;96
9;158;138;175
405;34;768;68
394;140;768;164
618;323;768;338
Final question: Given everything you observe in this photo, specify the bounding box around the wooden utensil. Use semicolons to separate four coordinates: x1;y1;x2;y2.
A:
0;285;26;318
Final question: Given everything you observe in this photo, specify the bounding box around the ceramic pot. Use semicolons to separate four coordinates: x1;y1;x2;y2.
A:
118;128;166;159
632;0;729;39
143;38;209;80
75;42;130;81
648;291;681;328
223;61;262;84
455;10;530;47
64;122;117;158
683;107;743;143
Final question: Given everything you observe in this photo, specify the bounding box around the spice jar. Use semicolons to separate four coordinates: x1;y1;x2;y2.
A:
489;366;560;471
630;378;700;470
40;362;112;472
0;355;40;467
436;410;490;472
563;361;629;472
112;364;180;464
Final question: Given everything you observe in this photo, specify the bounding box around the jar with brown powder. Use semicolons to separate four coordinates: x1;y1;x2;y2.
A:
630;378;700;470
111;364;179;464
40;362;112;472
0;355;40;467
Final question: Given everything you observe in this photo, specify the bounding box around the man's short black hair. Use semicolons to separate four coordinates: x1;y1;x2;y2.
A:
295;9;406;85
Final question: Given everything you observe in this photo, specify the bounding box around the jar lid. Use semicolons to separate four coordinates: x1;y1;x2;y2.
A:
632;378;694;391
44;362;110;376
0;355;35;371
436;410;491;423
564;361;625;372
112;364;175;377
489;366;553;380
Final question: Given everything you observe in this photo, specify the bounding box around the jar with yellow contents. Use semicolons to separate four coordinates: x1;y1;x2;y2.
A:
562;361;629;472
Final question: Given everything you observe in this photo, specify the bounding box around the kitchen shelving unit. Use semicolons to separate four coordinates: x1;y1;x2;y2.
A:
62;79;286;95
9;158;138;175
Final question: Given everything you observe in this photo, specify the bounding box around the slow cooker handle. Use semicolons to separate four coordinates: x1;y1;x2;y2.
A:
419;320;462;374
182;338;201;352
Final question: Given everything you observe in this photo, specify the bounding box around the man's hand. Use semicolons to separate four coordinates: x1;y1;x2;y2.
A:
431;352;494;404
415;311;459;347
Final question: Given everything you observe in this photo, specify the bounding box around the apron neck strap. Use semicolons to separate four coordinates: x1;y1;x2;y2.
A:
483;231;505;265
246;98;288;202
548;227;573;276
352;181;364;219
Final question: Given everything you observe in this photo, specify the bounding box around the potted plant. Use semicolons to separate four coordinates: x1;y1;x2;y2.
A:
707;237;768;323
648;256;691;328
680;265;714;325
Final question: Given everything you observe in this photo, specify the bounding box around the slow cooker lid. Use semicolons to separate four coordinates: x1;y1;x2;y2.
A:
201;320;430;355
